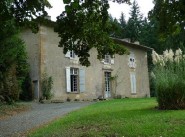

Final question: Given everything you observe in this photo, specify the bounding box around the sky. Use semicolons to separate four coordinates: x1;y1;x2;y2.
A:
47;0;154;21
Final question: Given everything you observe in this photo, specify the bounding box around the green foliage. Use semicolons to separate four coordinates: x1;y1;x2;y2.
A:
29;98;185;137
0;0;50;103
19;74;33;101
149;0;185;36
55;0;129;66
153;50;185;110
109;15;122;38
125;0;143;42
0;0;51;32
41;73;53;100
0;19;30;103
119;12;127;38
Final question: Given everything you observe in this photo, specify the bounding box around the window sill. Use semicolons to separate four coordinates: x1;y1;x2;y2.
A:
131;93;137;95
67;92;80;94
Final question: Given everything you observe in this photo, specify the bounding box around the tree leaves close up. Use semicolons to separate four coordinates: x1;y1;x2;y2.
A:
55;0;130;66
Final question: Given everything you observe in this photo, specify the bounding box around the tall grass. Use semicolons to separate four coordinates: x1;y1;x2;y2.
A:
154;54;185;109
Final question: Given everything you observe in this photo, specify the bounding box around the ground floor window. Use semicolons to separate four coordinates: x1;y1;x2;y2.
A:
66;67;85;93
70;68;78;92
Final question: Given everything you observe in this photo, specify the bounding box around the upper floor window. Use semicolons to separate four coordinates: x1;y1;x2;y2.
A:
70;50;75;58
104;54;111;64
65;50;76;59
128;53;136;68
102;54;114;65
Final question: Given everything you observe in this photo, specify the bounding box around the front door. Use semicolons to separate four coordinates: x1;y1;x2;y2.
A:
105;72;111;98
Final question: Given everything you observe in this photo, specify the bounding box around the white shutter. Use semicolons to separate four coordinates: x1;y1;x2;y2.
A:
65;67;71;92
65;51;70;58
79;68;85;92
101;59;105;63
130;73;136;94
133;74;136;93
111;58;114;64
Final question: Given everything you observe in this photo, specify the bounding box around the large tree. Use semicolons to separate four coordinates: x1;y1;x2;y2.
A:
119;12;127;38
109;15;122;38
149;0;185;36
125;0;143;43
0;0;51;102
149;0;185;50
55;0;130;66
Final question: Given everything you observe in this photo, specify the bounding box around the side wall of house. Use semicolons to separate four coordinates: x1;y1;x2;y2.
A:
21;29;40;99
22;25;150;101
113;46;150;98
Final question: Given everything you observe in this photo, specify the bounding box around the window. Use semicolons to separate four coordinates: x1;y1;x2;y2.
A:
70;68;78;92
65;50;76;58
128;53;136;68
105;72;111;98
102;54;114;64
70;50;75;58
104;55;111;64
130;73;136;94
66;67;85;93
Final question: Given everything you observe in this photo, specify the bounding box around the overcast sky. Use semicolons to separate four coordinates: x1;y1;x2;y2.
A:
47;0;154;21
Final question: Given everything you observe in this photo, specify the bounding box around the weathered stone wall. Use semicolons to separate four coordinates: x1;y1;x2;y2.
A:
21;25;150;101
21;29;40;99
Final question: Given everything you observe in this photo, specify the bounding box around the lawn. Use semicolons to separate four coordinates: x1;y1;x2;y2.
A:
29;98;185;137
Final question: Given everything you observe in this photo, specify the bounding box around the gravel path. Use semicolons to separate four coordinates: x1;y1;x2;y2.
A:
0;102;93;137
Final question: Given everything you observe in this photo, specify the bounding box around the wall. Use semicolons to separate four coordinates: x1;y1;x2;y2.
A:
22;25;150;101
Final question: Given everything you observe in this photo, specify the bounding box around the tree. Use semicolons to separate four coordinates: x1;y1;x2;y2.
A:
119;12;127;38
0;0;51;32
149;0;185;51
55;0;130;66
0;0;51;102
149;0;185;36
109;15;122;38
125;0;143;42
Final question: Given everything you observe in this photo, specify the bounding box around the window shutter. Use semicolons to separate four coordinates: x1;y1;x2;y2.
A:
111;58;114;64
65;51;70;58
130;73;136;94
79;68;85;92
101;59;105;63
133;74;136;93
65;67;71;92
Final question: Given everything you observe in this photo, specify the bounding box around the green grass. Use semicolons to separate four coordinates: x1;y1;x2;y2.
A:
29;98;185;137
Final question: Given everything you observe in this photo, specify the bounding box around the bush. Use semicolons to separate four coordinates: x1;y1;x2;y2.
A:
152;49;185;109
41;72;53;100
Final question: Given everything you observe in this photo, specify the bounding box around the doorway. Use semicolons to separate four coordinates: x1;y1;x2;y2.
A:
104;72;111;98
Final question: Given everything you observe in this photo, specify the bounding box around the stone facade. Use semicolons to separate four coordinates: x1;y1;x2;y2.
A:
21;25;151;101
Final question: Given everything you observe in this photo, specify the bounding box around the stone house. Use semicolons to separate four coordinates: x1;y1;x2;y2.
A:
21;25;151;101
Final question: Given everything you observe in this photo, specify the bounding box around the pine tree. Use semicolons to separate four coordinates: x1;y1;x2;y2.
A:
125;0;143;42
119;12;127;38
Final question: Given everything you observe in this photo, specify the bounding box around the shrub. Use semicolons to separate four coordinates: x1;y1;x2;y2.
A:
41;72;53;100
152;49;185;109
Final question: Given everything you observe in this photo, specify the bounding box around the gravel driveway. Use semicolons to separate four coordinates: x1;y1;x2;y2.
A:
0;101;93;137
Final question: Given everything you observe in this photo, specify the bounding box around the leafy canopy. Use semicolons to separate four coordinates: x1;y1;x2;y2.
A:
149;0;185;36
125;0;143;42
55;0;130;66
